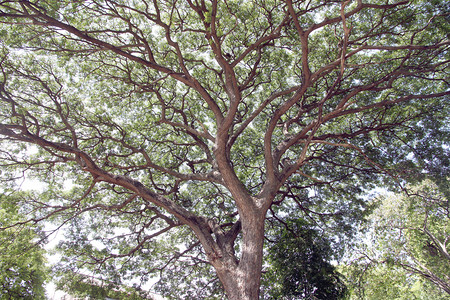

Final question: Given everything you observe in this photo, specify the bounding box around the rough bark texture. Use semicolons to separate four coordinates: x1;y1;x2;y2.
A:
213;215;266;300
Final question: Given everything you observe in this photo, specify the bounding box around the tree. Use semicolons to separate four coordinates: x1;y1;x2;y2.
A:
53;270;156;300
262;218;347;299
343;180;450;297
0;0;448;298
342;263;448;300
0;192;48;300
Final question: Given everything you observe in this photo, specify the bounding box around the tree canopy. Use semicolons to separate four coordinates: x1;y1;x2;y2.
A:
53;270;156;300
0;0;448;298
0;193;47;300
262;218;348;299
342;180;450;298
345;181;450;296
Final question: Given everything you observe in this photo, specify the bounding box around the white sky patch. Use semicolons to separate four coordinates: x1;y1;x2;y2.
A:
20;177;48;192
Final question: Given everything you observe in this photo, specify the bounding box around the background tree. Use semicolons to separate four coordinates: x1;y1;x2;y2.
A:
0;192;48;300
342;263;448;300
53;270;156;300
0;0;448;299
261;218;347;299
343;180;450;297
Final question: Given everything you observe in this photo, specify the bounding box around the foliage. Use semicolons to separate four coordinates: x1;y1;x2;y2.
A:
0;0;448;298
0;193;48;300
54;271;155;300
262;218;348;300
343;180;450;297
341;263;448;300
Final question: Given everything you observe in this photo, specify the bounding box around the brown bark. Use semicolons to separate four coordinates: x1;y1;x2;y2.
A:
211;213;266;300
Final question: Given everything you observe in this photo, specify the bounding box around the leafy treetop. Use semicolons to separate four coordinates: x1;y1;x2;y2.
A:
0;0;448;298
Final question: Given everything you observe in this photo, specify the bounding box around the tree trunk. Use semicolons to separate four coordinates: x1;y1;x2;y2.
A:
213;214;265;300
